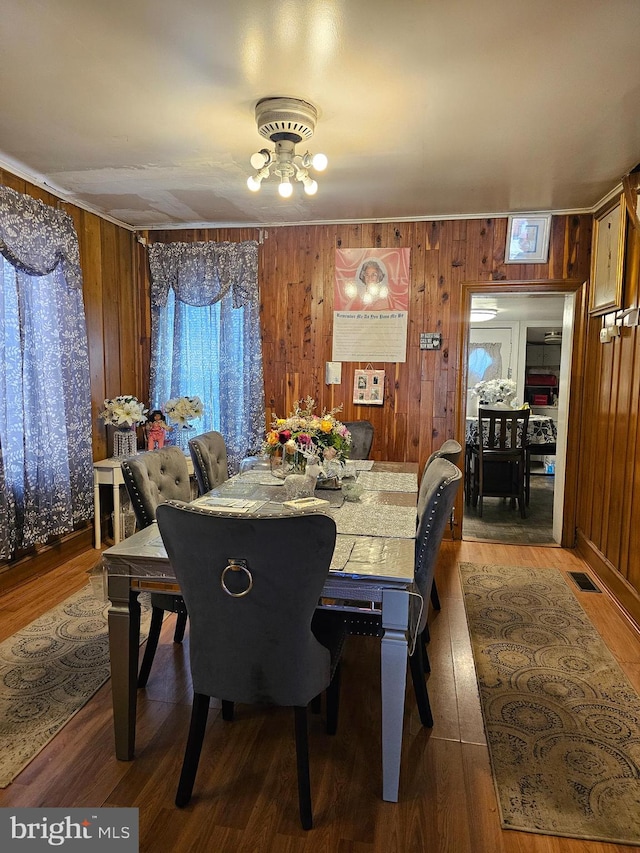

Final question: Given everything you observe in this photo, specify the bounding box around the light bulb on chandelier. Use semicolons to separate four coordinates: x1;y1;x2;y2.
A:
246;97;327;199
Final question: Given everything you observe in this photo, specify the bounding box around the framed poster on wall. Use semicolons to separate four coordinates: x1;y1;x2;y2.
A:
353;368;385;405
590;195;626;315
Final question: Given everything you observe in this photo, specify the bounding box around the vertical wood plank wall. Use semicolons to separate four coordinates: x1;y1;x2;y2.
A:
576;218;640;623
4;171;640;623
142;216;591;467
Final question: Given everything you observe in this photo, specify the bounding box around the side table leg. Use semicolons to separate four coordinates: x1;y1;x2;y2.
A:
93;473;101;549
113;481;121;544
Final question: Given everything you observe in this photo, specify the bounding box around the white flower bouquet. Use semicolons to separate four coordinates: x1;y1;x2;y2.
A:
471;378;517;405
164;396;204;426
99;395;148;427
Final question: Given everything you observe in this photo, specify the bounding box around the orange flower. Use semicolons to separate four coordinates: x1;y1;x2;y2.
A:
266;430;280;446
319;418;333;433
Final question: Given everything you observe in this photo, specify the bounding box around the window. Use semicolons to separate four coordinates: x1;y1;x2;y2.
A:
148;241;264;473
0;188;93;558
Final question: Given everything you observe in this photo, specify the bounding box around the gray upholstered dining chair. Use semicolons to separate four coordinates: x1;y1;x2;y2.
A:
413;458;462;665
188;430;229;495
424;438;462;469
422;438;462;612
343;420;374;459
120;446;191;687
339;458;462;729
155;503;345;830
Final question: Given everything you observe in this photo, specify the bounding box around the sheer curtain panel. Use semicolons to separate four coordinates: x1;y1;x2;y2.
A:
148;241;264;473
0;186;93;558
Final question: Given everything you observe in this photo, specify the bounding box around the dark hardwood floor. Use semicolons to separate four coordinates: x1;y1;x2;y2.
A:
1;543;639;852
463;467;555;545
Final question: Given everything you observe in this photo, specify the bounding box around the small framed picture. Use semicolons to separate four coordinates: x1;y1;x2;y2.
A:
504;214;552;264
353;369;385;405
589;195;626;315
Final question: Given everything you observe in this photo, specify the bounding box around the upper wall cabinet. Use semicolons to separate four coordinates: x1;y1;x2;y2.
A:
526;344;561;367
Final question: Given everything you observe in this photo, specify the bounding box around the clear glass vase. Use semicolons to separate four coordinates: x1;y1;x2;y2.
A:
174;424;196;454
112;426;138;458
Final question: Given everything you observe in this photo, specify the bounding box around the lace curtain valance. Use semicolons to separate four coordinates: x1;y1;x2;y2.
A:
0;185;83;290
148;241;259;309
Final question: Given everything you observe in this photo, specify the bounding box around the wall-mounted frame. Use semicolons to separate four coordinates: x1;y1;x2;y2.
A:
589;194;626;316
353;368;385;405
504;214;552;264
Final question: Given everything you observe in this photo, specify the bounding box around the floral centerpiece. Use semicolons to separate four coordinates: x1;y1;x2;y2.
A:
164;396;204;427
471;378;517;405
99;395;147;458
262;396;352;475
99;395;148;428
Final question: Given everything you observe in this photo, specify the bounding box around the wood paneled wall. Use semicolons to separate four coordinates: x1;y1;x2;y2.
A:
142;215;592;469
576;208;640;626
7;170;640;626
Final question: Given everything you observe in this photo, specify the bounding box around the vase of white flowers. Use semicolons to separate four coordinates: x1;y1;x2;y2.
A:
99;396;148;457
164;396;204;453
471;378;517;407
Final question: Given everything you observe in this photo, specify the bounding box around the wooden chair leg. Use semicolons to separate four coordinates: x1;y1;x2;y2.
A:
408;642;433;728
325;662;341;736
294;706;313;830
430;580;441;611
173;607;188;643
137;605;164;688
175;692;210;807
421;629;431;673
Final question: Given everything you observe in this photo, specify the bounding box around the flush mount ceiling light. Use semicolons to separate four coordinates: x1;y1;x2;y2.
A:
470;309;498;322
247;97;327;198
544;330;562;344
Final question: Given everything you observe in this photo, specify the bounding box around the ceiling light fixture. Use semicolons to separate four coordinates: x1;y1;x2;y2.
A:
246;97;327;198
470;309;498;322
544;330;562;344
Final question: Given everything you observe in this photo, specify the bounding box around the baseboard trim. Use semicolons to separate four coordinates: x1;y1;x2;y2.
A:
576;529;640;632
0;528;94;595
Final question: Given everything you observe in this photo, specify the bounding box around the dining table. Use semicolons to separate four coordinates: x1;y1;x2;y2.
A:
101;460;420;803
465;412;557;447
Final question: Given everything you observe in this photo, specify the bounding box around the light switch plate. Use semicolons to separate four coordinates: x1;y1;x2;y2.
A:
325;361;342;384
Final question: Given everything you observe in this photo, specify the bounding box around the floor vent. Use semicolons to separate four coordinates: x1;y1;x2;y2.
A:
568;571;601;593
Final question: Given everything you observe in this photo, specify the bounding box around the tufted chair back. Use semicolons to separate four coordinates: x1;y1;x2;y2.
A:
423;438;463;471
415;458;462;633
343;420;374;460
121;446;191;530
188;431;229;495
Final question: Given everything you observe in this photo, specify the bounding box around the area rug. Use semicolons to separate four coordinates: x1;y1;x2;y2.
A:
0;584;150;787
459;562;640;846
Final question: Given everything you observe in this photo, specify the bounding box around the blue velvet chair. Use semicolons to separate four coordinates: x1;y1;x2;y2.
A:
156;504;345;830
121;446;191;687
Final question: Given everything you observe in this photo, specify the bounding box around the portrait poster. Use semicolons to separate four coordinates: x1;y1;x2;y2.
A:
332;248;410;362
353;368;385;405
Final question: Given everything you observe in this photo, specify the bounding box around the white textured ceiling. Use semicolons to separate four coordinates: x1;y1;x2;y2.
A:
1;0;639;230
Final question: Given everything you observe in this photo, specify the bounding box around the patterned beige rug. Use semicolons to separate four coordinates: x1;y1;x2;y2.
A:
460;562;640;846
0;584;150;787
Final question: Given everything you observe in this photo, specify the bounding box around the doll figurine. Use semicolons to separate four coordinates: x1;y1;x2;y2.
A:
145;410;171;450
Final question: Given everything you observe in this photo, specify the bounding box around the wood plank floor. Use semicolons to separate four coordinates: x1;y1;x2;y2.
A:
1;542;639;853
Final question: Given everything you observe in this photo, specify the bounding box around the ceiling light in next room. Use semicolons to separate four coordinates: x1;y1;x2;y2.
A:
246;97;328;198
470;309;498;322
